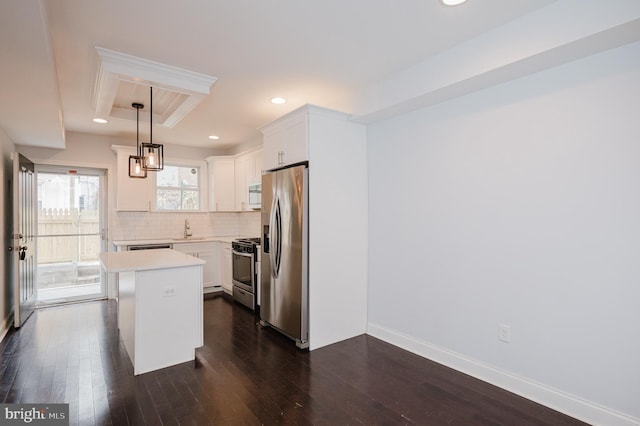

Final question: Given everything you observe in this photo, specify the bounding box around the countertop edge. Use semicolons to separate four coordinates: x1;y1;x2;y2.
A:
100;249;206;273
111;235;255;247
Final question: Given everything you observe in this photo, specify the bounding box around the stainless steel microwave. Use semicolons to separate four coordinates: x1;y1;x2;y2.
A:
248;183;261;209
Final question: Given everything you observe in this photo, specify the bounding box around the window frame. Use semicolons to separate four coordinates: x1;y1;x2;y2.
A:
152;160;207;212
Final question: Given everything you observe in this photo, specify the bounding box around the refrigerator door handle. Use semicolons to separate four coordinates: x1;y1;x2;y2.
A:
269;195;276;277
273;198;282;278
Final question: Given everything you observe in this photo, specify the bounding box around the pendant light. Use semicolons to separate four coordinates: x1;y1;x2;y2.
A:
128;102;147;178
141;86;164;171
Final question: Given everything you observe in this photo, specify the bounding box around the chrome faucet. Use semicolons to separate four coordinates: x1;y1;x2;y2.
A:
184;219;192;238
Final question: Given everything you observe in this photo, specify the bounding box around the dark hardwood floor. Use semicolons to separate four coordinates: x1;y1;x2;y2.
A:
0;296;587;425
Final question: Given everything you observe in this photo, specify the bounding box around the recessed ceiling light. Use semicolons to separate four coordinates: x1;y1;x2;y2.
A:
270;97;286;105
441;0;468;5
208;135;220;140
93;118;108;124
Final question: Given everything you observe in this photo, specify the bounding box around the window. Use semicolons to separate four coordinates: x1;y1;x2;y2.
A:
155;165;201;210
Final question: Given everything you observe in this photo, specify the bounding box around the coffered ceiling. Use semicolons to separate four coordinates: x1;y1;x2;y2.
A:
0;0;574;150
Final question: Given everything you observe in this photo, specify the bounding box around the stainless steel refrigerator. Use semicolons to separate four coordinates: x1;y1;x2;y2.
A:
260;163;309;348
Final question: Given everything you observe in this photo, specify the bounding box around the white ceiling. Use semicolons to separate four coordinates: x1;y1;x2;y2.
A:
0;0;558;150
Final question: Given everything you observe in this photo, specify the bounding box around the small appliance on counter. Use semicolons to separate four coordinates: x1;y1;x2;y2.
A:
231;237;261;310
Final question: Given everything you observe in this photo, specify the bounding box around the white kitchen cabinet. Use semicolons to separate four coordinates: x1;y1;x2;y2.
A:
220;242;232;294
246;149;263;185
206;156;235;211
198;248;220;293
112;145;153;211
253;155;263;184
173;242;221;293
234;149;263;211
262;128;283;171
234;155;249;211
261;111;308;170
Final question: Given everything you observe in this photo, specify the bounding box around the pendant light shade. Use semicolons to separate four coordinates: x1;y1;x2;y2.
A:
141;142;164;171
128;102;147;178
141;86;164;171
128;155;147;178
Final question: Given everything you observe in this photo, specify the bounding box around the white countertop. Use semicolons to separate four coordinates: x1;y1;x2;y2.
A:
112;235;255;247
99;248;205;273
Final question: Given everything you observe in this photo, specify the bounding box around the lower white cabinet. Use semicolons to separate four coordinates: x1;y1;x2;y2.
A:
221;242;232;294
143;241;234;294
160;241;233;294
197;247;219;292
173;242;221;293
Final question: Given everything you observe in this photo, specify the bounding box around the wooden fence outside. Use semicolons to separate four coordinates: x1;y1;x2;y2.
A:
37;208;100;264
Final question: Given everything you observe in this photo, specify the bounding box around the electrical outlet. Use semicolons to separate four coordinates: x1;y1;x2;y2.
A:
163;286;176;297
499;324;511;343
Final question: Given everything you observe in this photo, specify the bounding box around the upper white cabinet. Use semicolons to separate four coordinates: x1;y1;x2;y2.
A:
261;110;308;170
248;151;263;185
206;156;235;211
112;145;153;211
234;149;263;211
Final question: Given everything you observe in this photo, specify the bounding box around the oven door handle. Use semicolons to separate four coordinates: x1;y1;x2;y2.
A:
232;250;252;258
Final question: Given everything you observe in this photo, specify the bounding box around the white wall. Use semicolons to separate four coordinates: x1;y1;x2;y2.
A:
0;127;16;338
366;41;640;425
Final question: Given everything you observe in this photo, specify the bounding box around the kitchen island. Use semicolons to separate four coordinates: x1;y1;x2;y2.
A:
99;249;205;375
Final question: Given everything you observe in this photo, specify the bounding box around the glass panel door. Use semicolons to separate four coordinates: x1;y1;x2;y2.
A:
36;166;107;304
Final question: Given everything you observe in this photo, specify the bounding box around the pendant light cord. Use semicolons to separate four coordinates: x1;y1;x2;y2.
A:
136;104;140;156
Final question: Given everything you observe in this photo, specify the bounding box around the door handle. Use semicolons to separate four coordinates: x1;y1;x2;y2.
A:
269;197;278;278
19;245;27;260
274;199;282;277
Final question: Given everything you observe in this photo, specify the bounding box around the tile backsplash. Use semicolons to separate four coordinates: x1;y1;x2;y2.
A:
111;211;261;241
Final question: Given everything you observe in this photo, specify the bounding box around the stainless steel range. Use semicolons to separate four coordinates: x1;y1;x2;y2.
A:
231;237;261;310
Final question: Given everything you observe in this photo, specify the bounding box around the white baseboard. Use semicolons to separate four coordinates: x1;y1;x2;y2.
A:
204;285;223;295
0;311;14;343
367;322;639;426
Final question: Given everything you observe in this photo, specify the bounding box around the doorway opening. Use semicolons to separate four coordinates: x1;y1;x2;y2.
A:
36;165;107;305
